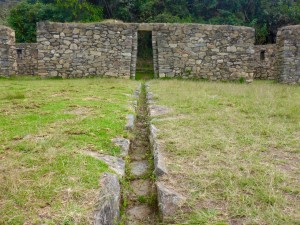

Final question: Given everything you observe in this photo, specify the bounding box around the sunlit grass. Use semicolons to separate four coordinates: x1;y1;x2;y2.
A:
0;77;137;224
149;80;300;225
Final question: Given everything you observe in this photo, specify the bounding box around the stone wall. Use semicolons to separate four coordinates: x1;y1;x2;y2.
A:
36;22;255;81
254;45;277;80
37;22;137;78
15;43;38;75
152;24;255;82
277;25;300;84
0;25;17;76
1;22;299;83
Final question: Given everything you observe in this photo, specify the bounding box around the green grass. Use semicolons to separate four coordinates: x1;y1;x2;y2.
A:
135;72;154;81
148;80;300;224
0;77;137;224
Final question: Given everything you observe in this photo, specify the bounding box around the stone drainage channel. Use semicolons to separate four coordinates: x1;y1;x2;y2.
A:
122;83;159;224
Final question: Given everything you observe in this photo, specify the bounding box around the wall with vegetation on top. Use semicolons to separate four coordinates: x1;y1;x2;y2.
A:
37;22;137;78
1;22;300;84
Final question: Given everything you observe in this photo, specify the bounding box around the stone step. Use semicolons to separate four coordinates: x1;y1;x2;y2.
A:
129;179;152;199
129;160;150;177
126;204;154;225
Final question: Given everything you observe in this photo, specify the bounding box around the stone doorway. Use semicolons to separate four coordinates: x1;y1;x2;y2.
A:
136;31;154;80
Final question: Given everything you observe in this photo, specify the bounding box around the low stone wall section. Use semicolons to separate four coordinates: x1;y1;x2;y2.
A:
37;22;138;78
15;43;38;75
0;25;17;76
152;24;255;82
277;25;300;84
254;44;277;80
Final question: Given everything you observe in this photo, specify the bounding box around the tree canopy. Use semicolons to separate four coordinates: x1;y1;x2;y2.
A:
8;0;103;42
6;0;300;43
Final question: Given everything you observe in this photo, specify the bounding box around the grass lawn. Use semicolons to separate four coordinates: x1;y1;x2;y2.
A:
0;77;137;224
149;80;300;224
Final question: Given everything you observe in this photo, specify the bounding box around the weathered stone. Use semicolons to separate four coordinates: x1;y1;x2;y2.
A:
129;160;149;177
0;26;16;76
156;182;186;219
277;25;300;84
94;173;120;225
130;179;152;197
15;43;38;75
112;137;130;157
70;43;78;50
227;46;237;52
125;114;134;130
82;151;125;177
149;125;168;176
254;45;277;80
0;22;299;83
126;205;153;222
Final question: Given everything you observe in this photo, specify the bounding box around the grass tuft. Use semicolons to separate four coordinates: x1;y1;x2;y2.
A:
2;92;25;100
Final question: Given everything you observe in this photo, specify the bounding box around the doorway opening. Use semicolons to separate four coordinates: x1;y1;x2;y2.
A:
136;31;154;80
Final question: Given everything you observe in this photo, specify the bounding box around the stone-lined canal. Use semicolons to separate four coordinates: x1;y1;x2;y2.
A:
122;83;159;224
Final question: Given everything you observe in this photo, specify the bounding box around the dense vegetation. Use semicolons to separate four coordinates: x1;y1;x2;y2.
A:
4;0;300;43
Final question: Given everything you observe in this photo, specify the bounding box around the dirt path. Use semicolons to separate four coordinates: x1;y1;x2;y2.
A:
123;83;159;225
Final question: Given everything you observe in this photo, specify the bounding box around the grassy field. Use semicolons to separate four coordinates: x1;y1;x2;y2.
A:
0;77;137;224
149;80;300;224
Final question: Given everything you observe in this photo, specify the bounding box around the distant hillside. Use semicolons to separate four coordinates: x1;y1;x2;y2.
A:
0;0;21;25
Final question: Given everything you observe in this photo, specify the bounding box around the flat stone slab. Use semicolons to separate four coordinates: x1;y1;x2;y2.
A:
94;173;120;225
156;182;186;219
149;125;168;176
133;83;141;99
130;160;149;177
130;152;147;161
146;91;154;101
112;137;130;157
130;179;152;197
125;114;135;130
82;151;125;177
126;204;153;222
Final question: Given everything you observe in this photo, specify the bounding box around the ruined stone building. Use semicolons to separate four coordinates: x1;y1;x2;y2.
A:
0;22;299;84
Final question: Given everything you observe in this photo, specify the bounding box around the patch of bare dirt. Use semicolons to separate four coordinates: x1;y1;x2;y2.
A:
83;96;101;101
65;105;93;116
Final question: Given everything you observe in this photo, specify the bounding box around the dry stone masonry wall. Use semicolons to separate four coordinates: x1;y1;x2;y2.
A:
0;25;17;76
0;22;299;84
37;22;137;78
152;24;255;82
15;43;38;75
254;45;277;80
277;25;300;84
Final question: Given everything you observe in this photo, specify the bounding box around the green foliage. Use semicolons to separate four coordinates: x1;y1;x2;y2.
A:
8;2;60;42
55;0;103;22
98;0;300;44
8;0;103;42
5;0;300;44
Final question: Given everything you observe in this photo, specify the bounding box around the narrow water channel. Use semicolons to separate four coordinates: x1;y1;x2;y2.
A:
122;82;159;225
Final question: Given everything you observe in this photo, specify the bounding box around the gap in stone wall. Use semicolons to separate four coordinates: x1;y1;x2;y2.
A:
136;31;154;80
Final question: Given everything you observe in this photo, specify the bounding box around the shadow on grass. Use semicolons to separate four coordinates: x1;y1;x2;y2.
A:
135;72;154;81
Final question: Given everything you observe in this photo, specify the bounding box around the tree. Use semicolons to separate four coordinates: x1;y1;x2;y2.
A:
8;0;103;42
7;0;300;44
